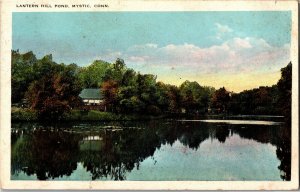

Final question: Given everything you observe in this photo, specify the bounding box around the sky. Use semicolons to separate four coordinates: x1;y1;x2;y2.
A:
13;12;291;92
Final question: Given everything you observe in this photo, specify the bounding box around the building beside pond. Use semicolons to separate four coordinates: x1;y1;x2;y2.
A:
79;88;106;110
79;88;103;105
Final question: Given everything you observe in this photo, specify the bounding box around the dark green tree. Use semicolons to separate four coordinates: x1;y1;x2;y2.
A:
211;87;230;113
277;62;292;122
179;81;213;114
11;50;37;103
78;60;110;88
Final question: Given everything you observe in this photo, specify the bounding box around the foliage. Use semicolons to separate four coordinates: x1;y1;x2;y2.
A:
12;50;292;119
227;63;291;117
277;62;292;121
180;81;215;114
25;56;82;120
80;110;119;121
101;80;119;112
11;50;37;103
180;81;202;113
211;87;230;113
78;60;110;88
11;107;37;121
228;86;278;115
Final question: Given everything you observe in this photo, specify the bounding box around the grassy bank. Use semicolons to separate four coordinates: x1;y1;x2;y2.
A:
11;107;38;121
11;107;165;121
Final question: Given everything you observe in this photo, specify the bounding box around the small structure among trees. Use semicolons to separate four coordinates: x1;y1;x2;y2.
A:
78;88;106;111
11;50;292;120
79;88;104;105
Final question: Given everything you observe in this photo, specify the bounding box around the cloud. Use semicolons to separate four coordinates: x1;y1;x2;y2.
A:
128;55;150;62
215;23;233;33
214;23;233;40
101;37;289;75
229;37;252;49
94;50;123;63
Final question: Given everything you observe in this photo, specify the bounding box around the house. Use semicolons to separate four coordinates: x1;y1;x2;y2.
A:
79;88;104;106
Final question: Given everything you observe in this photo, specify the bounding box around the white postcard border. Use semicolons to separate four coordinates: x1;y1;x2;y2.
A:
0;0;298;190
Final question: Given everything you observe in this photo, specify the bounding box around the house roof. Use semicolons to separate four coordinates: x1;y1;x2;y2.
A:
79;88;103;99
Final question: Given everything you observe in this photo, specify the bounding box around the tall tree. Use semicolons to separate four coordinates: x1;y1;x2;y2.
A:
211;87;230;113
26;63;82;120
277;62;292;122
101;80;119;112
102;58;126;84
136;74;159;114
78;60;110;88
11;50;37;103
179;81;213;114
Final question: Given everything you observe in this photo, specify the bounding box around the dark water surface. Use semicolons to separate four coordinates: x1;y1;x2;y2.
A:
11;118;291;181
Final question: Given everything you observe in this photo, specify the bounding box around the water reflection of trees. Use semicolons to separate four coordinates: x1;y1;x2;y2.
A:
231;124;291;180
11;126;80;180
80;127;161;180
11;121;290;180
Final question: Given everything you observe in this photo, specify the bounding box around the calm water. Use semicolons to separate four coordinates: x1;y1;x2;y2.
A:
11;118;291;181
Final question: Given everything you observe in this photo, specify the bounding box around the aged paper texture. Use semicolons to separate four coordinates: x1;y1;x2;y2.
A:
0;0;299;190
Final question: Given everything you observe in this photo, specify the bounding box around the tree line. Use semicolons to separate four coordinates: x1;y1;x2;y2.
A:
11;50;292;120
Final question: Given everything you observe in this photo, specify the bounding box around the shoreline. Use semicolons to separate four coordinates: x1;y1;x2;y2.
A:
11;107;285;122
11;108;168;122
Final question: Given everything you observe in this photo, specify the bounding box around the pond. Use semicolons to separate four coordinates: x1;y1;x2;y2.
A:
11;117;291;181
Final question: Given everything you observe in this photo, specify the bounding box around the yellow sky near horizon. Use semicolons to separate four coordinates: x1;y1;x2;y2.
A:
157;71;281;93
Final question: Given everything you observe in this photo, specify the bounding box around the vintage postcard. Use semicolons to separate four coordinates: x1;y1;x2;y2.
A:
0;0;299;190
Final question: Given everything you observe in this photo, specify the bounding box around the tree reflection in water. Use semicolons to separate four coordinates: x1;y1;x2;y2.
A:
11;124;80;180
11;120;291;181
